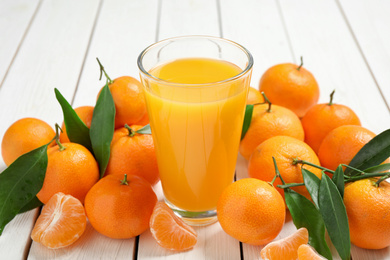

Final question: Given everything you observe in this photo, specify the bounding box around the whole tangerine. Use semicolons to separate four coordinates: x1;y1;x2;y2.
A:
60;106;94;143
248;136;322;200
217;178;285;245
240;101;304;160
36;142;99;204
105;125;159;185
344;178;390;249
84;174;157;239
246;87;264;105
2;118;55;166
259;59;319;117
301;91;361;154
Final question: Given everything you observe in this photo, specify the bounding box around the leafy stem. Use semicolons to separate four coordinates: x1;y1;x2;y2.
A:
125;124;136;137
96;57;113;84
261;92;272;112
293;159;334;174
278;182;305;189
375;174;390;187
54;123;66;151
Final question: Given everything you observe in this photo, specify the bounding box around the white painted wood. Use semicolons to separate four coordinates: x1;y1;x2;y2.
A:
72;0;159;108
220;0;293;87
158;0;220;40
278;0;390;134
337;0;390;113
0;0;40;85
28;221;136;260
351;245;390;260
0;0;100;259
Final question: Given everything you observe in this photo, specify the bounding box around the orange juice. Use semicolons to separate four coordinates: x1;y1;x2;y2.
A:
144;58;248;212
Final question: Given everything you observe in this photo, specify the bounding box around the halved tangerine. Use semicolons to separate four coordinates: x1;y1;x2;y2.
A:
149;202;197;251
31;192;86;249
298;244;327;260
260;227;309;260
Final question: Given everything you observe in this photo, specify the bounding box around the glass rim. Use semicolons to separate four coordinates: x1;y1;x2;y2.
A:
137;35;254;88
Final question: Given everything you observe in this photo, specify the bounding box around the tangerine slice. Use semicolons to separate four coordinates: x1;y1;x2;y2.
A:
150;202;197;251
260;227;309;260
298;244;327;260
31;192;86;249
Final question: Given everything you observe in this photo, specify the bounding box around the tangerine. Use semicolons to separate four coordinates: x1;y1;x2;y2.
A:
318;125;376;171
298;244;327;260
31;192;86;249
217;178;285;245
60;106;94;143
36;142;99;204
85;174;157;239
105;125;159;185
239;102;304;160
344;178;390;249
2;118;55;166
246;87;264;105
301;91;360;154
260;227;309;260
248;136;322;200
150;202;197;251
259;59;319;117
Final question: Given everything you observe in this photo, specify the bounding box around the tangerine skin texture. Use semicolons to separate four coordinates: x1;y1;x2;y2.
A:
259;63;319;118
105;125;159;185
344;179;390;249
240;103;304;160
85;174;157;239
318;125;375;171
248;136;322;200
37;143;99;204
301;103;361;154
217;178;285;245
246;87;264;105
101;76;147;129
2;117;55;166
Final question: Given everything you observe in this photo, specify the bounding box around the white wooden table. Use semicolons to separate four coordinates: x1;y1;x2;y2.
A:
1;0;390;259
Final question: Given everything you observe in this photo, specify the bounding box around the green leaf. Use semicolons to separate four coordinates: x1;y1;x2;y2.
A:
90;83;115;178
0;144;48;235
318;173;351;260
346;129;390;176
135;124;151;135
241;104;254;140
363;163;390;173
55;88;92;151
302;168;321;208
18;196;43;214
284;189;333;260
332;165;344;198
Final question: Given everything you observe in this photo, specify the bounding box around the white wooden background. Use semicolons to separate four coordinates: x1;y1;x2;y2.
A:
1;0;390;259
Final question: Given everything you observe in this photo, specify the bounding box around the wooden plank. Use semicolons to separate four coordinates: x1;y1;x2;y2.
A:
337;0;390;115
0;0;100;259
278;0;390;134
72;0;159;108
0;0;40;86
220;0;293;87
137;0;241;259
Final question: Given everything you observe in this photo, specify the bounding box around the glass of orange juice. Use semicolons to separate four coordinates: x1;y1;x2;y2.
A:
138;36;253;225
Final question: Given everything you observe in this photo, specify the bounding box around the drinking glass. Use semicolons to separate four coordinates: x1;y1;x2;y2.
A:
138;36;253;225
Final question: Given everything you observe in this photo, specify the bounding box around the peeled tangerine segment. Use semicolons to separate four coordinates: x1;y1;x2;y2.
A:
31;192;87;249
260;227;309;260
149;202;197;251
298;244;327;260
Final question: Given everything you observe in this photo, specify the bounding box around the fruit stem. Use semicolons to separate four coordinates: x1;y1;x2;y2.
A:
124;124;136;137
261;92;272;112
96;57;113;84
293;159;334;175
121;174;129;185
297;56;303;71
340;164;367;176
328;90;335;106
272;157;286;185
344;172;390;183
375;174;390;187
277;182;305;189
54;123;66;151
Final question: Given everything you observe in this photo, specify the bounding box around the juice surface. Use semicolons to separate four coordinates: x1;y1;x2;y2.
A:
145;58;248;212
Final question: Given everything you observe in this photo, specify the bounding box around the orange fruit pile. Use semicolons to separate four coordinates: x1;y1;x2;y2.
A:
31;192;86;249
217;178;285;245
